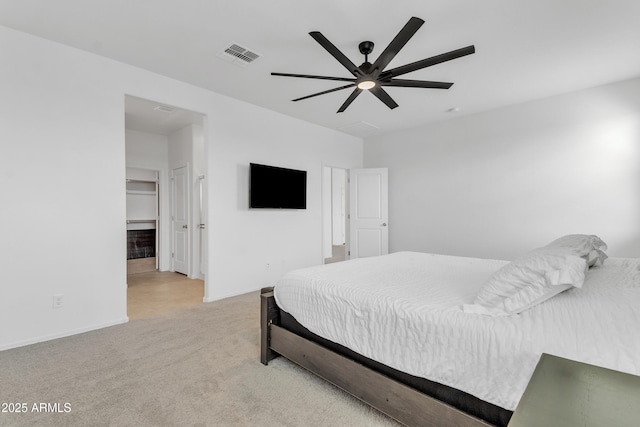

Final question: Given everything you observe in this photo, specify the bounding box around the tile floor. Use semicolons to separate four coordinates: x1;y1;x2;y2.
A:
127;271;204;320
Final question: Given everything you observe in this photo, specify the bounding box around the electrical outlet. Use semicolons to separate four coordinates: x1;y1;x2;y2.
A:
53;294;64;309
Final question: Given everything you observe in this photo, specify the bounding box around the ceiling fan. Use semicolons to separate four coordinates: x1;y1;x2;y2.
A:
272;17;475;113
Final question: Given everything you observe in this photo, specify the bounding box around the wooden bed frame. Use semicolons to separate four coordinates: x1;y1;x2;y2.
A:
260;287;495;427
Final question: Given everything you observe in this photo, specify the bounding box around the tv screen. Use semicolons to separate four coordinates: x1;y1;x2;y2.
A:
250;163;307;209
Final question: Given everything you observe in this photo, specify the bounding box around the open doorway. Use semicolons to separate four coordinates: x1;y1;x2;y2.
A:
125;95;207;319
323;166;348;264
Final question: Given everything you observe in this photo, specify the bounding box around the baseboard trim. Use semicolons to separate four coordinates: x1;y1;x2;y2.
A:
203;286;261;303
0;317;129;352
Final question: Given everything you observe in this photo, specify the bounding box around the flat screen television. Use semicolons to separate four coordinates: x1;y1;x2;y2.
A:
249;163;307;209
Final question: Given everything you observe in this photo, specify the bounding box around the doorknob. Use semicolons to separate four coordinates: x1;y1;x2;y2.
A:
182;225;188;229
382;223;387;227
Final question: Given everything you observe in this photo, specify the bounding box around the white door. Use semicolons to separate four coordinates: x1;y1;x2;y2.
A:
172;166;189;275
349;168;389;259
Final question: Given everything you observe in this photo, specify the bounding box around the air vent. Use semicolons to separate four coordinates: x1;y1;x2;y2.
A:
218;42;262;67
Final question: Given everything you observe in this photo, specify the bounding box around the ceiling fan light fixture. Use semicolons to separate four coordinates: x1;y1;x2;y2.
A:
271;17;475;112
357;80;376;90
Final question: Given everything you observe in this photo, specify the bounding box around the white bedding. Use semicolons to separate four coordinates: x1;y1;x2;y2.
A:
273;251;640;411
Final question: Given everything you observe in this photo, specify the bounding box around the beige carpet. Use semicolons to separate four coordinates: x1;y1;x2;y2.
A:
0;291;399;427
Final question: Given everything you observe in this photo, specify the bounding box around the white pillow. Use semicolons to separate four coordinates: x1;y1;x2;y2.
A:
463;247;588;316
545;234;608;267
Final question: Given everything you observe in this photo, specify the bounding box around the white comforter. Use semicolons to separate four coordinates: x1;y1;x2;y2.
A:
273;252;640;410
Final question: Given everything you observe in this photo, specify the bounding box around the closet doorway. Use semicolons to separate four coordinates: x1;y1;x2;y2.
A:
125;95;207;319
126;167;159;274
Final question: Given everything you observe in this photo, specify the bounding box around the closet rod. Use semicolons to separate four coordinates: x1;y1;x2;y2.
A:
126;179;157;184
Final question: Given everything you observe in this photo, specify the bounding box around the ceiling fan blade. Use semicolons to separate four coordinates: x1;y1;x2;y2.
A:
271;72;355;82
380;79;453;89
369;86;399;110
292;83;356;102
337;88;363;113
371;17;424;77
309;31;362;77
381;45;475;79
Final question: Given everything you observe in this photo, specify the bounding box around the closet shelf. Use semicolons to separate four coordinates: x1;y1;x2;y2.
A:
126;179;157;184
126;190;157;195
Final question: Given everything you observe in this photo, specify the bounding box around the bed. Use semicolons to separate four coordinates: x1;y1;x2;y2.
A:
260;236;640;426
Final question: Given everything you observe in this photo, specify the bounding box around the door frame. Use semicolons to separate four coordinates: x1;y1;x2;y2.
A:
322;164;350;263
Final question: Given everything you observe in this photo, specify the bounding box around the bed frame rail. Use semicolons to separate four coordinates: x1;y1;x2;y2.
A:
260;287;280;364
260;287;493;427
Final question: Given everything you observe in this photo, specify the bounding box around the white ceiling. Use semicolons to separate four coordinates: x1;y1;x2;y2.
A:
125;95;204;136
2;0;640;137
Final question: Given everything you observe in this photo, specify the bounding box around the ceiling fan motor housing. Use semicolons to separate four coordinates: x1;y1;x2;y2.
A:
359;41;375;56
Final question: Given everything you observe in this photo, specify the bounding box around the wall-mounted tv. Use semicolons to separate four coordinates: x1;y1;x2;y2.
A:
250;163;307;209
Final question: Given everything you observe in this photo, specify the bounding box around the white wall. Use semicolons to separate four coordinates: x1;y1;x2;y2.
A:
205;112;362;301
0;25;362;350
126;129;169;169
365;78;640;260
